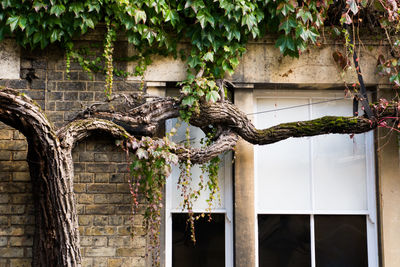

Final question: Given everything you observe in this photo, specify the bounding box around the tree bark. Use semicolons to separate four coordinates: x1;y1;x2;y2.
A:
0;89;81;267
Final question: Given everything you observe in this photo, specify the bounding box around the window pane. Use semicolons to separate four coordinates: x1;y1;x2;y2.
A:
255;98;311;211
312;99;367;211
315;215;368;267
172;213;225;267
258;215;311;267
313;134;367;211
166;119;226;211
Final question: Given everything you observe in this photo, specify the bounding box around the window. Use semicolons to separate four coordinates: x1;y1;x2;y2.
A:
254;91;378;267
165;119;233;267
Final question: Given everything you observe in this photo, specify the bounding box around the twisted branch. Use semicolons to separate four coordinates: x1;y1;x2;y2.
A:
79;95;400;147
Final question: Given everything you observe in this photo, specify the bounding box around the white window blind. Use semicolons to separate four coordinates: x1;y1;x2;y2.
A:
254;96;368;213
166;119;228;212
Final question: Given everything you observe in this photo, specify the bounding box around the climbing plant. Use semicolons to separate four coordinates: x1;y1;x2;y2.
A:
1;0;400;266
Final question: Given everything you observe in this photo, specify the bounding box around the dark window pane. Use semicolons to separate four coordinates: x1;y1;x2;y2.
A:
258;215;311;267
315;215;368;267
172;213;225;267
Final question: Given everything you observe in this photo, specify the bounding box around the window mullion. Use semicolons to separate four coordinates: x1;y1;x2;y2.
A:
309;97;315;214
311;215;316;267
310;98;316;267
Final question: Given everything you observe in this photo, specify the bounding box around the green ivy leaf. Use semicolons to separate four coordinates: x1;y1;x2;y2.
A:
182;95;196;107
202;51;214;62
221;60;231;72
86;1;100;13
164;9;179;27
83;17;95;29
207;80;216;88
196;88;205;97
127;33;140;45
121;15;135;30
188;55;201;68
296;25;305;39
197;10;207;28
233;29;241;41
315;13;323;27
296;9;313;23
134;10;147;24
33;31;43;44
207;15;215;28
69;2;84;17
50;4;66;17
40;35;48;49
229;57;240;68
18;16;27;30
6;16;19;32
50;29;61;43
33;1;47;12
307;28;319;43
143;30;155;45
277;2;295;16
191;0;206;13
1;0;12;8
276;35;295;53
181;85;192;94
206;90;220;103
279;17;297;35
241;14;257;30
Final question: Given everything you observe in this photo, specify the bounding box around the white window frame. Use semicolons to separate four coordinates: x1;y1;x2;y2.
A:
253;90;379;267
164;120;234;267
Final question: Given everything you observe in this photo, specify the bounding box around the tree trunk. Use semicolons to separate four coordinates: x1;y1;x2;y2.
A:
27;143;80;266
0;89;81;266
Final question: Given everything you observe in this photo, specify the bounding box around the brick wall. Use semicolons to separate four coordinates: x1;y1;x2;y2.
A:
73;136;146;267
0;126;32;267
0;42;147;267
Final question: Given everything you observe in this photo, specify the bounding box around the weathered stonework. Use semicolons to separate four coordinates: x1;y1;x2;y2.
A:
0;39;20;80
127;38;388;87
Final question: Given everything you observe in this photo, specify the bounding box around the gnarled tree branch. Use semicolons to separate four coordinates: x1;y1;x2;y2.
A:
59;118;238;165
173;130;238;164
57;119;132;152
79;95;399;146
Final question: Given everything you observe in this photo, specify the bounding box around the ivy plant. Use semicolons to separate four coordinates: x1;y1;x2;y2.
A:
2;1;400;266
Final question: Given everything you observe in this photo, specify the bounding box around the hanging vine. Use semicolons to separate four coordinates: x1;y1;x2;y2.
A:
118;136;178;266
104;19;116;99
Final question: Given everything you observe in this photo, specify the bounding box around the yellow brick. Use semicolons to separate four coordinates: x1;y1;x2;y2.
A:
10;259;31;267
85;226;115;236
116;247;145;257
78;215;93;226
74;184;86;193
78;194;94;204
108;259;122;267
